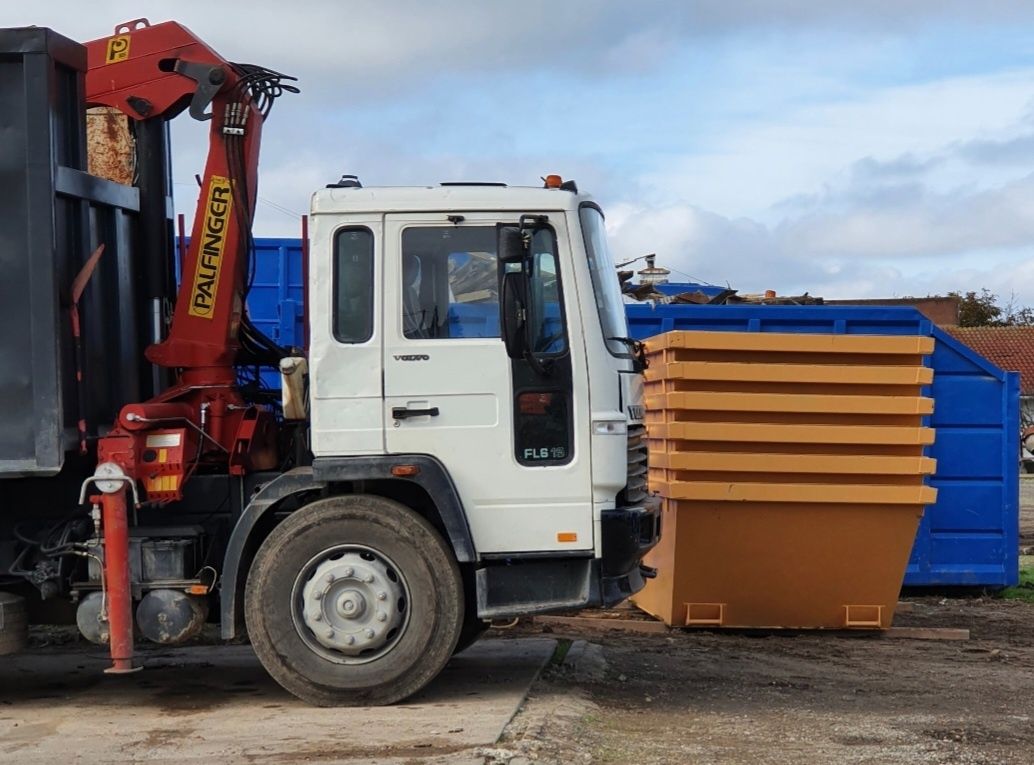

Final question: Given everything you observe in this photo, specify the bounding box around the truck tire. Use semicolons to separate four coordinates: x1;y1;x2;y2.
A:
0;592;28;656
453;613;489;655
245;494;464;706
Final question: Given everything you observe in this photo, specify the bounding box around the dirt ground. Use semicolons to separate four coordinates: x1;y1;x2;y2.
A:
484;479;1034;765
1;483;1029;764
7;596;1032;765
0;639;555;764
491;595;1034;765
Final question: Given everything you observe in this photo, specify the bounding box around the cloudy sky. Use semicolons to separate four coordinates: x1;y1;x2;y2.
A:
11;1;1034;302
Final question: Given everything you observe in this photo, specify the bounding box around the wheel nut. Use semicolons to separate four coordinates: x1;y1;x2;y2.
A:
346;635;355;645
313;612;323;622
325;573;335;584
365;628;375;639
325;629;335;639
377;612;387;622
377;591;387;601
364;573;375;583
313;590;324;600
343;567;354;577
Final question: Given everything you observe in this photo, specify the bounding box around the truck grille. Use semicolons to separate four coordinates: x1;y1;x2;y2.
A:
620;424;649;506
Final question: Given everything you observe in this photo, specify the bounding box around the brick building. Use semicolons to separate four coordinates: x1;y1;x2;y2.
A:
825;296;961;326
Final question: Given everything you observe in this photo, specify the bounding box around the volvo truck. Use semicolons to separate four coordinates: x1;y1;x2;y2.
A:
0;19;658;705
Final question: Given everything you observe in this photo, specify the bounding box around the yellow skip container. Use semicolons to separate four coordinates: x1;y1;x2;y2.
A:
632;330;937;629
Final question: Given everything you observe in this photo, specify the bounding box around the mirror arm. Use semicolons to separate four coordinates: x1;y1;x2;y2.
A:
523;348;554;377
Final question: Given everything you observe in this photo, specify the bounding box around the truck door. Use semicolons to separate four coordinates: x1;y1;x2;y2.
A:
382;213;593;554
310;219;384;456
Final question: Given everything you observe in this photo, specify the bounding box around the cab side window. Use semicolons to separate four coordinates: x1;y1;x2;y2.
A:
333;228;374;343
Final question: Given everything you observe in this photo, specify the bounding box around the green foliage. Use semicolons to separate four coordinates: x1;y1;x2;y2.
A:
950;288;1000;326
1000;559;1034;603
949;289;1034;327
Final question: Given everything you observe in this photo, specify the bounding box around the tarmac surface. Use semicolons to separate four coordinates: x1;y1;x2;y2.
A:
0;638;556;764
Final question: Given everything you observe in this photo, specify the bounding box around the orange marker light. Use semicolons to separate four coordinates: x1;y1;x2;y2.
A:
544;174;563;189
557;532;578;543
391;464;421;477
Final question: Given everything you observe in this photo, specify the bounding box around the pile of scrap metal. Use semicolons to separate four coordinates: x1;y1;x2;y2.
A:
619;275;822;306
617;264;823;306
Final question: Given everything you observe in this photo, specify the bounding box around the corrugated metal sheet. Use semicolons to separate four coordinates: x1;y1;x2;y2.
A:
248;238;305;349
626;303;1020;588
919;326;1021;586
0;28;144;477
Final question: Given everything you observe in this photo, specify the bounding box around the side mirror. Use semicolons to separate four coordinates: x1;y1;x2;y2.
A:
500;271;527;360
498;226;527;264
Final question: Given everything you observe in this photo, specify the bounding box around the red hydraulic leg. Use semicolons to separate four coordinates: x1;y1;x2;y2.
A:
100;489;139;674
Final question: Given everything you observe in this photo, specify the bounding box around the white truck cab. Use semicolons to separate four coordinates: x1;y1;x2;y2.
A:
225;180;657;705
309;181;654;555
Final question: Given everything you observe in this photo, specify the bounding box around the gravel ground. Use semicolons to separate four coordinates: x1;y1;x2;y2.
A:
487;474;1034;764
2;481;1029;764
496;596;1034;765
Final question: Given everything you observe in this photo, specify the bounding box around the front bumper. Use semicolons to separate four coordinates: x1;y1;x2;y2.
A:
473;496;662;619
598;497;662;605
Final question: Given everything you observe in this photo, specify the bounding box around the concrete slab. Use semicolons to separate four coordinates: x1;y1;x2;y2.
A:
0;637;555;764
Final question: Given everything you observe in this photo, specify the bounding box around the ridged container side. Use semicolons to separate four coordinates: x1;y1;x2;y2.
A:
633;329;938;629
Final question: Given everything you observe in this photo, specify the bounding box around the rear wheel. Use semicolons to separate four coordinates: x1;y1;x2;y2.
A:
453;612;489;655
245;495;463;706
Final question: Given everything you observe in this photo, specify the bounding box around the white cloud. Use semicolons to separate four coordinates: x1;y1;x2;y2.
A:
8;1;1034;307
13;1;1034;93
643;68;1034;217
608;196;1034;304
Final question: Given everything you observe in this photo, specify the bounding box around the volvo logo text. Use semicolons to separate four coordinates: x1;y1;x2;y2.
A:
393;354;430;362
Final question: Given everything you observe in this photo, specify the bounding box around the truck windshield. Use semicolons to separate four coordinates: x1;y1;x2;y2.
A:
579;204;630;357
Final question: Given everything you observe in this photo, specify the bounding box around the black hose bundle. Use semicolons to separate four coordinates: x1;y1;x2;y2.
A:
223;64;299;367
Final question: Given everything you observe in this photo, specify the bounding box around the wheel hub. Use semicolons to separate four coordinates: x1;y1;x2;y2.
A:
297;549;407;658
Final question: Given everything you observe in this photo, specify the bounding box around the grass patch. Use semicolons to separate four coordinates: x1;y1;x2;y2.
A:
1000;557;1034;603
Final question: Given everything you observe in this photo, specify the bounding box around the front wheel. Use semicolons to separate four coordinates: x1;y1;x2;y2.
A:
245;494;464;706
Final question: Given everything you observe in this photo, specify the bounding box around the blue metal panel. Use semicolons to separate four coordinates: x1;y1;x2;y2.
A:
917;327;1020;587
626;302;934;337
180;237;306;353
250;252;1020;588
247;238;305;349
624;301;1019;588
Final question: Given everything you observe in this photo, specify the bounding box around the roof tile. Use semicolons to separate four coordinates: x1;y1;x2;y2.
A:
943;326;1034;396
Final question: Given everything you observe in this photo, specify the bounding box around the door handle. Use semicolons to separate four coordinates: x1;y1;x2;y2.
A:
392;406;440;420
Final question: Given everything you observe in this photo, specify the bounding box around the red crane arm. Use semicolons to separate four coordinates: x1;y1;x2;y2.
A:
77;17;293;677
85;18;264;374
80;19;292;503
